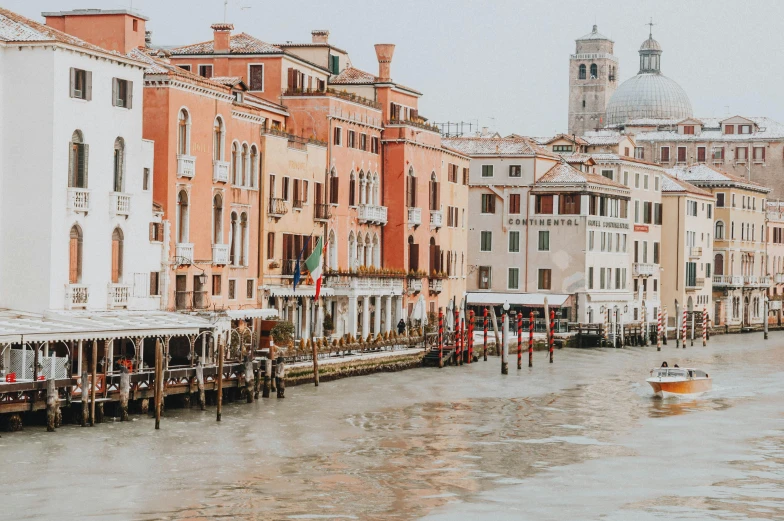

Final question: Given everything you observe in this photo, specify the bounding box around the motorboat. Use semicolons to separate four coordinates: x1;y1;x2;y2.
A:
646;367;712;395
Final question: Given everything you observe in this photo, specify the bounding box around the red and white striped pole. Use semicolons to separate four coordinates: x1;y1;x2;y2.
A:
454;308;460;365
549;309;555;363
528;311;534;368
662;305;668;345
682;308;688;349
702;307;707;346
656;307;662;352
483;307;488;361
438;309;444;368
517;312;522;370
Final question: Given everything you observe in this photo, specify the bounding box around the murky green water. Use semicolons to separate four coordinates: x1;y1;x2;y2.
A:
2;333;783;520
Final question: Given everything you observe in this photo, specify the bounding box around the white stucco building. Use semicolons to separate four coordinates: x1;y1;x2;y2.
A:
0;9;165;314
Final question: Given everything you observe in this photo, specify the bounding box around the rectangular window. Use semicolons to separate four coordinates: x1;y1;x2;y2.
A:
112;78;132;109
508;268;520;290
481;165;494;177
478;266;491;289
292;178;302;208
538;231;550;251
739;125;751;134
535;194;554;214
623;171;629;186
683;125;695;135
654;176;660;192
480;231;492;252
653;242;660;264
589;231;595;251
696;146;706;163
509;165;522;177
347;130;356;148
249;64;264;91
333;127;342;146
462;167;469;185
246;279;255;299
178;64;191;72
685;262;697;287
634;200;640;223
448;163;458;183
615;267;622;289
707;203;712;218
552;145;573;153
643;241;649;263
282;176;290;201
538;269;552;290
643;201;652;224
716;193;725;207
753;146;765;162
228;279;236;300
508;231;520;252
654;203;662;224
644;174;649;190
587;267;594;289
267;232;275;259
660;146;670;163
677;146;687;163
634;147;644;159
360;133;367;151
198;65;213;78
212;274;222;296
149;222;163;242
712;147;724;161
69;68;92;100
736;147;748;161
509;193;521;214
725;124;735;135
371;137;379;154
559;193;580;214
481;193;496;214
600;268;606;289
150;272;160;296
687;200;697;216
601;169;614;180
635;172;640;188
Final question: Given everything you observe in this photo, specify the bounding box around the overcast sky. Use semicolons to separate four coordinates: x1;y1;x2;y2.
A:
10;0;784;136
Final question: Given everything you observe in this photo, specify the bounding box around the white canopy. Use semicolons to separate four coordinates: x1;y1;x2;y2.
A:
224;308;278;321
466;292;571;307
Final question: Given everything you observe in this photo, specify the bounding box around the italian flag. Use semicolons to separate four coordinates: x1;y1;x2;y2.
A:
304;236;325;299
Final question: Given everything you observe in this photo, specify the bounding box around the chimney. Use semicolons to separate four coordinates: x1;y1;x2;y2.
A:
374;44;395;82
145;30;152;48
211;23;234;53
311;30;329;44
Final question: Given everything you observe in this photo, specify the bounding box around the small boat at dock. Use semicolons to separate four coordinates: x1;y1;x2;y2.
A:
647;367;712;395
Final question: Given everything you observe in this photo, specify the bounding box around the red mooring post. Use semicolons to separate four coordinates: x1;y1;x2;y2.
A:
483;307;488;361
438;309;444;368
454;308;461;366
528;311;534;368
549;309;555;364
517;312;522;370
460;318;465;365
468;311;474;363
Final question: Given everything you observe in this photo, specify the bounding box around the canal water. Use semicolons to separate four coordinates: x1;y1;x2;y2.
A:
2;333;783;520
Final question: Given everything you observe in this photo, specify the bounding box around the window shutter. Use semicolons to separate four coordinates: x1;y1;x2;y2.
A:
112;78;118;107
763;147;766;161
127;80;133;109
85;71;93;101
69;68;76;98
409;244;419;271
82;144;89;188
111;239;120;283
69;237;78;283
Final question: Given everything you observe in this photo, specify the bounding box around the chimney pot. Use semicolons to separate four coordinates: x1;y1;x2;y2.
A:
211;23;234;53
374;43;395;82
311;30;329;44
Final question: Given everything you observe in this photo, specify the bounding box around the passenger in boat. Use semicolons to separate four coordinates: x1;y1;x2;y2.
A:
674;364;680;368
660;361;669;368
397;319;406;335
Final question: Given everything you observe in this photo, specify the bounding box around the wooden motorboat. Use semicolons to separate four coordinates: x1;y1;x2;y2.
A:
647;367;712;395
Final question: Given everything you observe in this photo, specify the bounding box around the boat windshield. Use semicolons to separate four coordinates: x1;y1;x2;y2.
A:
655;369;687;378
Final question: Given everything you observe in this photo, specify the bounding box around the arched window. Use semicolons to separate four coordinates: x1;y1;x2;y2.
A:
240;212;249;265
373;234;380;267
714;253;724;276
349;172;356;206
372;173;379;206
231;142;240;185
715;220;724;239
328;229;337;269
590;63;597;79
178;109;190;155
250;145;259;188
111;227;124;283
358;171;366;205
177;191;189;243
241;143;250;187
578;64;586;80
408;235;418;271
329;168;339;205
213;193;223;244
357;232;365;267
69;130;88;188
113;137;125;192
69;225;83;284
407;167;417;207
229;212;238;265
348;231;356;268
429;172;439;211
213;116;225;161
364;235;372;268
429;237;438;275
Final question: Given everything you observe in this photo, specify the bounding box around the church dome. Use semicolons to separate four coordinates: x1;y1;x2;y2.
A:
605;31;692;126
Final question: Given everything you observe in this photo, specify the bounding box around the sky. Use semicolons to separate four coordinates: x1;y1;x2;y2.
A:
9;0;784;136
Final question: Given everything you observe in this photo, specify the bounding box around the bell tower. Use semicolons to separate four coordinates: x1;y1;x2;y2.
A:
568;25;618;135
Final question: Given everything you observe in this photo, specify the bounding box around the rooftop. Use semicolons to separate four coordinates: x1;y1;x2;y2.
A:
41;8;149;20
535;160;628;190
666;164;771;193
442;137;555;158
636;116;784;142
660;174;714;197
577;24;612;42
169;32;282;55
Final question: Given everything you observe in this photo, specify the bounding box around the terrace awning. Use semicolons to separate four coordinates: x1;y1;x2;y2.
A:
466;292;571;307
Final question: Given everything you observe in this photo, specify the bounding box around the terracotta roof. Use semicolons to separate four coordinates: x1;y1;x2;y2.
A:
563;153;595;165
582;130;629;146
210;76;246;88
169;32;282;55
590;153;665;169
442;137;556;158
666;164;771;193
660;174;714;197
536;160;628;190
0;7;128;59
331;66;377;84
636;116;784;142
543;133;588;146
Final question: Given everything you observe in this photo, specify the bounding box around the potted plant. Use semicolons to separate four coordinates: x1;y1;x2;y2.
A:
323;313;334;337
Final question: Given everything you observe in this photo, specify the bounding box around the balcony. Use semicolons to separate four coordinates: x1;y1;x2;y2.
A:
281;259;297;276
430;210;443;229
743;275;771;287
323;273;405;293
358;204;388;225
775;273;784;284
428;278;443;294
108;283;131;309
176;243;194;264
175;291;208;311
111;192;131;216
268;197;288;218
689;247;703;258
314;203;332;222
212;244;230;265
407;278;423;294
713;275;743;287
177;154;196;178
213;160;230;183
67;188;91;213
633;263;657;277
65;284;89;310
686;277;705;290
408;207;422;227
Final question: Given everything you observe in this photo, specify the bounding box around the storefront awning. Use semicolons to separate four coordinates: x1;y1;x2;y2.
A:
263;285;334;298
466;292;571;307
224;308;279;320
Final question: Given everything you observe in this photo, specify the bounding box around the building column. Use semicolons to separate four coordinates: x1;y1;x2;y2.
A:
384;295;393;333
362;296;370;340
303;299;312;339
315;301;324;337
373;296;382;335
347;296;358;339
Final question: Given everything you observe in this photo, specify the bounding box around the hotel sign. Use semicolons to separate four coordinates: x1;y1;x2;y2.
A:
587;219;630;229
508;218;579;227
634;224;649;232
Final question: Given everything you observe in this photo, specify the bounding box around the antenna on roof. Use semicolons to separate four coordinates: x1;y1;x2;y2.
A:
223;0;229;22
646;17;655;37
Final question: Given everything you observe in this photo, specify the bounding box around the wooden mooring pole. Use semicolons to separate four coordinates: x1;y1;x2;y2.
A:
516;312;522;370
245;358;254;403
195;363;206;410
81;368;88;427
119;367;130;421
90;340;97;427
482;307;488;361
501;312;508;375
438;309;444;368
528;311;534;368
46;378;57;432
154;339;162;429
216;339;224;421
454;308;461;366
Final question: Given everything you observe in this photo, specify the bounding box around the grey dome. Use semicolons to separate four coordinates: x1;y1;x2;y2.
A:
606;73;692;126
640;36;661;51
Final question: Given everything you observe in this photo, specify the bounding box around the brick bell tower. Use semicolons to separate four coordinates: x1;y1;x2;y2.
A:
568;25;618;135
